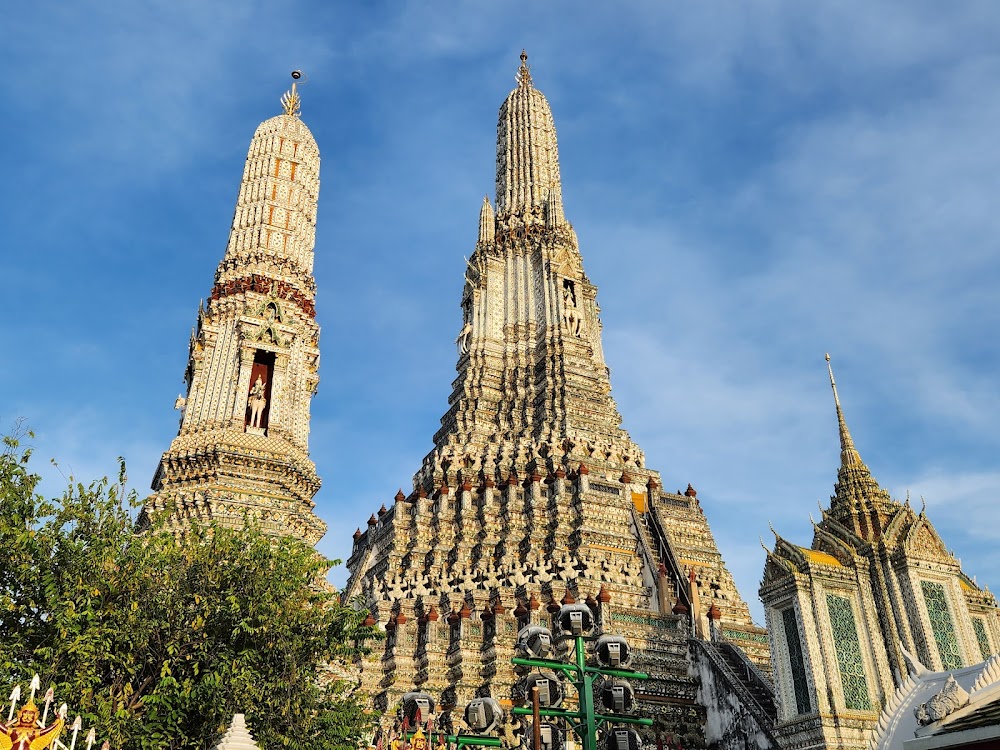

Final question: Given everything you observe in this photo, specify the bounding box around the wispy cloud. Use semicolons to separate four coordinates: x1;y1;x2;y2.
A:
4;1;1000;620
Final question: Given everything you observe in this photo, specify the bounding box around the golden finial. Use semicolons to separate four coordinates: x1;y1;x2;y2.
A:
516;49;532;88
280;70;304;117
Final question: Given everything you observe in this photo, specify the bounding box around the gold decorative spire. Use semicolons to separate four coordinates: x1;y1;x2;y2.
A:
280;70;303;117
826;353;864;468
516;49;532;88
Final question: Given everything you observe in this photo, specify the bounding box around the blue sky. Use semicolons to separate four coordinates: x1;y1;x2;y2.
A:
4;2;1000;621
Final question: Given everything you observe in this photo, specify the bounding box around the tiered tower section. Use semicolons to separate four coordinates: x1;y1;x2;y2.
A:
345;54;765;741
143;80;326;545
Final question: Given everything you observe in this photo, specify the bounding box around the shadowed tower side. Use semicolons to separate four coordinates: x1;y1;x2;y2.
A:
142;75;326;545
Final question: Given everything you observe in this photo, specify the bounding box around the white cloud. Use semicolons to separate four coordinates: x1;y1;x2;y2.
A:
5;0;1000;624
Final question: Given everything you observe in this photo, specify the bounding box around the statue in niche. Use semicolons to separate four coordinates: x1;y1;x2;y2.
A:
562;281;581;336
248;375;268;428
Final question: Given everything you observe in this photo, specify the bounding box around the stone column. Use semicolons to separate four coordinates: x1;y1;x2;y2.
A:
268;350;290;436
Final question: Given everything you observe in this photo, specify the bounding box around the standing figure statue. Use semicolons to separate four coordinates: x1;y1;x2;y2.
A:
0;701;64;750
248;375;268;428
562;285;581;336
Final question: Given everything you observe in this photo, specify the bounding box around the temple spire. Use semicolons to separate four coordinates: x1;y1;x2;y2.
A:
823;354;893;536
495;50;562;222
142;80;325;545
826;353;864;469
478;195;495;245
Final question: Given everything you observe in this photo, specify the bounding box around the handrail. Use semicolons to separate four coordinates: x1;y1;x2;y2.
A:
342;539;378;601
718;639;775;698
691;639;779;744
643;501;691;609
627;503;662;598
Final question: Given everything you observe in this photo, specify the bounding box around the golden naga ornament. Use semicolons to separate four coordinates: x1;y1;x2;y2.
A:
0;702;63;750
2;677;97;750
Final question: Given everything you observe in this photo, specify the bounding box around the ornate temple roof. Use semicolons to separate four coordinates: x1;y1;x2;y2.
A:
823;355;897;538
799;546;843;567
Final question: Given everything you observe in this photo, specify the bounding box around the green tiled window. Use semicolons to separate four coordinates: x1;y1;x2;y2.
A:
826;595;872;710
921;580;963;670
972;617;992;661
782;607;811;715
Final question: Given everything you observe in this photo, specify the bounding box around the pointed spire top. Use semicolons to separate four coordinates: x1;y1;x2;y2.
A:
496;51;562;222
516;49;532;88
822;356;894;532
281;70;304;117
478;196;495;245
825;354;864;468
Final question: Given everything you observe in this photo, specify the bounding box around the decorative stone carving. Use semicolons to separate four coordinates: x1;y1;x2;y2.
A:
914;675;970;725
562;283;581;336
214;714;261;750
456;321;472;355
247;376;267;429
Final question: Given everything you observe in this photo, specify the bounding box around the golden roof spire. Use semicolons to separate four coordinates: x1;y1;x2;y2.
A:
280;70;303;117
825;353;864;468
516;49;532;88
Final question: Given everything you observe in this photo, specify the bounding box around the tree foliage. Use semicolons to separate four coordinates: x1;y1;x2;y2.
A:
0;430;380;749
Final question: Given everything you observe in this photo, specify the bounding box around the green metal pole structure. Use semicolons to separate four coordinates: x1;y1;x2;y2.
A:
450;736;502;748
577;636;596;750
512;634;653;750
400;730;502;749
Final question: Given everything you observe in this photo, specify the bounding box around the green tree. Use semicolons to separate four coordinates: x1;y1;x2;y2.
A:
0;430;380;749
